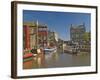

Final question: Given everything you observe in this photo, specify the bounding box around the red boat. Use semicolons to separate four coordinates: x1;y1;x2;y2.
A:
23;53;33;62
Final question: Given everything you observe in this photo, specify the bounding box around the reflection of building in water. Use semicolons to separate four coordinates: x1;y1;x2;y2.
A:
23;53;45;69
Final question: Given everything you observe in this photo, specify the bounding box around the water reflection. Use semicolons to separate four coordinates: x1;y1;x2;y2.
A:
23;51;90;69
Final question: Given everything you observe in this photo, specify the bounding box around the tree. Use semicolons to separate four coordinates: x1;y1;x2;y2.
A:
83;32;90;42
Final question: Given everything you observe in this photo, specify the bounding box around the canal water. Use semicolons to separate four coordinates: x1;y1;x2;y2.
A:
23;51;90;69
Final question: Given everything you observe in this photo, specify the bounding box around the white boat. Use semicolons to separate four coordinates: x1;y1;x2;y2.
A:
44;47;57;54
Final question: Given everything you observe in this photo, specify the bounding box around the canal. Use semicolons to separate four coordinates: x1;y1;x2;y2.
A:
23;51;90;69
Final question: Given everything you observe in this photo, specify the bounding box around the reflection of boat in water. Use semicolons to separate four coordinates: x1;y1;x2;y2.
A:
44;47;57;54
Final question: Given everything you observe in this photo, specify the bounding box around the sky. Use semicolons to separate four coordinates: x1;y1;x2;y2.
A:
23;10;91;41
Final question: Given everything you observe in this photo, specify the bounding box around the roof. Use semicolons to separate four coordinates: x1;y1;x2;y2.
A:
24;22;36;26
23;21;47;27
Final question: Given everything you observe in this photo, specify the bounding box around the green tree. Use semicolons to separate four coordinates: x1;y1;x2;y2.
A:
83;32;90;41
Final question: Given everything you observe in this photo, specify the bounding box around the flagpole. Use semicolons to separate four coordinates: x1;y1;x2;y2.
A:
36;20;38;49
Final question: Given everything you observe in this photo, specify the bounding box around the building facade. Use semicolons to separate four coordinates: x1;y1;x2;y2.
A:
23;25;30;49
48;31;58;47
38;25;48;48
70;23;91;52
70;23;86;44
23;22;48;51
23;22;37;50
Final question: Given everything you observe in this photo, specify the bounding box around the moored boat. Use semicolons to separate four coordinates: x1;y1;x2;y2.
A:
23;53;33;62
44;47;57;54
